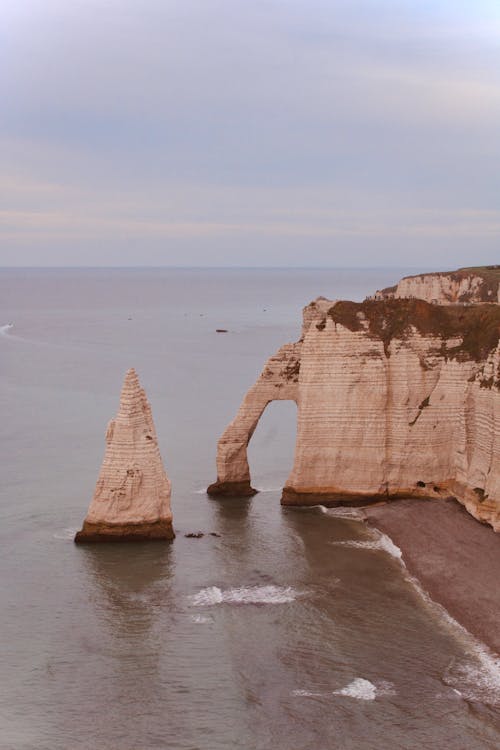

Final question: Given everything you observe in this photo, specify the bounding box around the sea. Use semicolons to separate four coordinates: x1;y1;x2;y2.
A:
1;267;499;750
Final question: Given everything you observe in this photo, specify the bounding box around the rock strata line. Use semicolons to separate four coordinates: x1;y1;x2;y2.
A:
75;368;174;542
209;294;500;532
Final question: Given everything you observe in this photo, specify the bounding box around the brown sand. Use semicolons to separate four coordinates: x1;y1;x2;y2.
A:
364;497;500;655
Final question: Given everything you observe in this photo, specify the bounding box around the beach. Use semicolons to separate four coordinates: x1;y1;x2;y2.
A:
365;497;500;655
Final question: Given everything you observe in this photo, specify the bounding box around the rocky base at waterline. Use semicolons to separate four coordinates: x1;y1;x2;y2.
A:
364;497;500;655
75;368;174;543
281;486;434;507
206;480;257;497
209;291;500;532
75;519;174;543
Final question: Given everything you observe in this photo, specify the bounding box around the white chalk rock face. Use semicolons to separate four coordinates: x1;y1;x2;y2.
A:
374;266;500;305
208;297;500;532
75;369;174;542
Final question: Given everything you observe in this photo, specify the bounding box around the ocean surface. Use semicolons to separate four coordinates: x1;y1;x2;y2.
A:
1;267;499;750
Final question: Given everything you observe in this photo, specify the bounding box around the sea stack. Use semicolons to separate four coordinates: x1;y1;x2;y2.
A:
75;369;174;542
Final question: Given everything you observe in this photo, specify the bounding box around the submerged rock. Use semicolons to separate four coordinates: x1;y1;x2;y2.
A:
75;369;174;543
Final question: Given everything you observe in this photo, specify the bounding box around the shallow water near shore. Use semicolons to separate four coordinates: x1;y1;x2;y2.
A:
1;267;499;749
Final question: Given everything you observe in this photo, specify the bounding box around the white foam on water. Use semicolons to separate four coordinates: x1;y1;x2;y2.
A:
398;569;500;706
372;679;397;697
291;689;323;697
333;677;377;701
330;530;402;559
193;488;208;494
447;648;500;706
0;323;14;335
189;584;300;607
190;614;212;624
53;528;79;541
324;507;366;520
326;504;500;707
254;487;281;493
431;610;500;706
292;679;395;701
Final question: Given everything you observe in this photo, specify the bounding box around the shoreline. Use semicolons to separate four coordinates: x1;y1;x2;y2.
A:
363;497;500;656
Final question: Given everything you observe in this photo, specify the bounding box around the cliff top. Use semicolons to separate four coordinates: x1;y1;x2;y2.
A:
328;298;500;360
379;265;500;300
403;265;500;283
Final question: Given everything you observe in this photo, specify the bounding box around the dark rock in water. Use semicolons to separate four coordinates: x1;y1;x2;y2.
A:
185;532;204;538
216;329;228;333
210;532;221;537
207;480;258;497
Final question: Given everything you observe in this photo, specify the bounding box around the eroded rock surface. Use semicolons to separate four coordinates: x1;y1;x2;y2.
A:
374;265;500;305
209;296;500;532
75;369;174;542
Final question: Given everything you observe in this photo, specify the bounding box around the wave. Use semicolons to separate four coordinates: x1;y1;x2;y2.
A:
0;323;14;336
190;614;212;624
53;528;79;541
333;677;377;701
292;678;395;701
189;584;301;607
330;522;500;706
330;530;402;559
402;572;500;706
291;689;323;697
444;647;500;706
323;506;366;520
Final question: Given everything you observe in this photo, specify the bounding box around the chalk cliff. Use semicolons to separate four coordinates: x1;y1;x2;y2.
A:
375;266;500;305
75;369;174;542
208;298;500;532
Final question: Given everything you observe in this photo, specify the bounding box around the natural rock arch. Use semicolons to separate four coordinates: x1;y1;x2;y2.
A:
207;343;301;496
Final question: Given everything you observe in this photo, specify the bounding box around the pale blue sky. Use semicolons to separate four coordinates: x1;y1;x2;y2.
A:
1;0;500;266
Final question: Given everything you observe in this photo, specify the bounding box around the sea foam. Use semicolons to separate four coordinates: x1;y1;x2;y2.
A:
292;678;395;701
53;528;79;541
190;614;212;624
330;531;402;559
324;506;366;520
189;584;300;607
0;323;14;336
333;678;377;701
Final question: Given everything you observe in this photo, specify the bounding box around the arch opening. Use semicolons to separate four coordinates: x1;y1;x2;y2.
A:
247;399;297;492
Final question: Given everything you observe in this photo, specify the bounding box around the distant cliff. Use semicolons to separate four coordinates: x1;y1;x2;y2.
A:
208;296;500;532
374;266;500;305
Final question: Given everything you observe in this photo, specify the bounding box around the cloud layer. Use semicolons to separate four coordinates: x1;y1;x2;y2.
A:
2;0;500;266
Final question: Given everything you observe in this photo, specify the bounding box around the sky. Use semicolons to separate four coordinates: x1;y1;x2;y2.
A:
1;0;500;267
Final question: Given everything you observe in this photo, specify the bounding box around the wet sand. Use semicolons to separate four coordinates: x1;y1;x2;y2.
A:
364;497;500;655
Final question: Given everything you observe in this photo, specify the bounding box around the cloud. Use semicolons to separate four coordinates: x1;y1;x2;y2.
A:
1;0;499;264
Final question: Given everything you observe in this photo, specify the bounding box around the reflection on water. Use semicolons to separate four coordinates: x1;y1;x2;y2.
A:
1;269;500;749
80;543;174;635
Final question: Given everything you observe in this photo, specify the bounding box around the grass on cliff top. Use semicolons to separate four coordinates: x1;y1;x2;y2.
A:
328;298;500;360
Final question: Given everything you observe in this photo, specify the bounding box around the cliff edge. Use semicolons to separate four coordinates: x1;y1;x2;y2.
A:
374;265;500;305
208;297;500;532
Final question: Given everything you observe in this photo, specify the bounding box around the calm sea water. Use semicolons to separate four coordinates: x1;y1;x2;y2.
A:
1;267;499;750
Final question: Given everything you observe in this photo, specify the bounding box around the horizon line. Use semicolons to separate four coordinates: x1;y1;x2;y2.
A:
0;264;446;271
